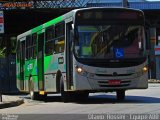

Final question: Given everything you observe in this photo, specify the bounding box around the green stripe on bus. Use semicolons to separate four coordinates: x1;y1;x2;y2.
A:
31;16;62;34
44;55;52;72
45;16;62;28
32;25;43;33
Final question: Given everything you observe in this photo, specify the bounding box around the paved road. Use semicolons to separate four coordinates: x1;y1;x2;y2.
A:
0;83;160;119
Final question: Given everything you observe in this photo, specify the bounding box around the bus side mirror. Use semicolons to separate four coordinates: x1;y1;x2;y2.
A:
145;29;150;50
70;30;74;52
71;23;74;29
70;29;74;39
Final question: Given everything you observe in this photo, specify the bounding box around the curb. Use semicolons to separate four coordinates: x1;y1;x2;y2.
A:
0;99;24;109
148;79;160;83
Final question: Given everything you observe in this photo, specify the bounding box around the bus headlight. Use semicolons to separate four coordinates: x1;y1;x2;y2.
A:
135;66;148;77
75;66;88;76
142;66;148;73
77;67;83;73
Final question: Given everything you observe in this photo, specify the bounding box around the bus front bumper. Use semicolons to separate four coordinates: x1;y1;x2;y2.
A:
72;73;148;92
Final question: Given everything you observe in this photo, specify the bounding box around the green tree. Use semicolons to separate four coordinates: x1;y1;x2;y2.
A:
0;47;6;58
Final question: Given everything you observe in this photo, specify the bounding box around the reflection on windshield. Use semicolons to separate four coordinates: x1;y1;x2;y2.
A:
74;25;145;59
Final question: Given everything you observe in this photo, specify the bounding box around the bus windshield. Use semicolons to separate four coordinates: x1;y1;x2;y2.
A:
74;25;145;59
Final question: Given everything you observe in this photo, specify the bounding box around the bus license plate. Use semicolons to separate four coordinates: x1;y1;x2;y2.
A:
108;80;121;85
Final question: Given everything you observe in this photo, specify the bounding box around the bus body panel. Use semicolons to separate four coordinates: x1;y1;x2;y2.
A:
44;53;66;92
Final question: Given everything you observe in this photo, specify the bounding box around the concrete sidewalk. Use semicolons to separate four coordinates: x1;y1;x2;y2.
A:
0;94;24;109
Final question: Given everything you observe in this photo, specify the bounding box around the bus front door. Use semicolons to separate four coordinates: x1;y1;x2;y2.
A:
37;32;45;91
66;22;73;90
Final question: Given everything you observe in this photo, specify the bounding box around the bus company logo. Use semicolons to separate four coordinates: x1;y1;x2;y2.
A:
27;63;33;71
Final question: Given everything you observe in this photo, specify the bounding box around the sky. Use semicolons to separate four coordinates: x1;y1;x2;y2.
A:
147;0;160;1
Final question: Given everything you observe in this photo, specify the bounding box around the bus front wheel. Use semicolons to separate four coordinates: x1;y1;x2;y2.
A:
75;92;89;101
116;90;125;100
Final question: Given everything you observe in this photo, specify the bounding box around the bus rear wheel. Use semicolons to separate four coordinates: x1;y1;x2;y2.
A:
30;90;39;100
116;90;125;100
60;76;71;102
29;78;39;100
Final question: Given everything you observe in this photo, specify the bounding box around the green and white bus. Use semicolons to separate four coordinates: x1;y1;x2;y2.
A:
16;7;148;101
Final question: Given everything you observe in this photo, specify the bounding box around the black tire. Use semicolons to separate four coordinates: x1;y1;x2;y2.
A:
40;93;47;102
60;76;70;102
116;90;125;100
75;92;89;101
60;76;89;102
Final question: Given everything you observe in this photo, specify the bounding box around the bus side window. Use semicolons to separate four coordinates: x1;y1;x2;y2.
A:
55;22;65;38
26;35;32;60
54;22;65;54
32;33;37;58
26;35;36;60
45;26;55;56
55;39;64;53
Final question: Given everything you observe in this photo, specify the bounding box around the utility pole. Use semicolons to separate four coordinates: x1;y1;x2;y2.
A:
0;93;2;102
122;0;129;8
0;78;2;102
